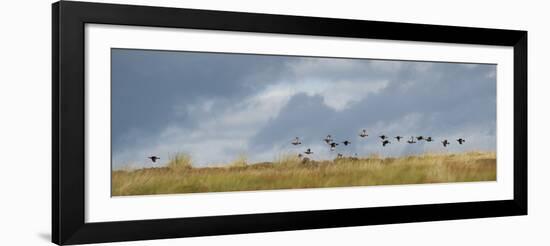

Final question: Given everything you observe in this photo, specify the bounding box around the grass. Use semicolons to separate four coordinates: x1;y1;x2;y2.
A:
112;151;496;196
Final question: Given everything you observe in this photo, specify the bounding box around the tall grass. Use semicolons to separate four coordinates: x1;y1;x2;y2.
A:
112;151;496;196
167;153;193;171
228;154;248;168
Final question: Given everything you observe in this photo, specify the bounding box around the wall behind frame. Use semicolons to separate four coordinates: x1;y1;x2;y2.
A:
0;0;546;245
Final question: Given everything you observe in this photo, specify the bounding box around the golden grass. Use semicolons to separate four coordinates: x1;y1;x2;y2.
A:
112;151;496;196
167;153;193;171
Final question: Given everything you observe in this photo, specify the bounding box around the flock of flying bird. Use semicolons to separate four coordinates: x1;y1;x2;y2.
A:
145;129;466;163
293;129;466;158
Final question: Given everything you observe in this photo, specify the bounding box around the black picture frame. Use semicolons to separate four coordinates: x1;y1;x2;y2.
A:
52;1;527;245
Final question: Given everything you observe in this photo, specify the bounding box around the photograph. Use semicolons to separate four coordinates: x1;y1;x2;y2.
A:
111;48;497;196
47;1;530;244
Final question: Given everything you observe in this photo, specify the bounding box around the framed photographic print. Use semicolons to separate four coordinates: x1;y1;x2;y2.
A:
52;1;527;245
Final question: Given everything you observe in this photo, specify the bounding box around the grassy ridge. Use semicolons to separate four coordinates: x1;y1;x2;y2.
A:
112;152;496;196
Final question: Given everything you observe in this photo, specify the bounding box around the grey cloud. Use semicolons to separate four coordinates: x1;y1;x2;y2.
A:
111;49;496;168
111;49;290;153
248;61;495;159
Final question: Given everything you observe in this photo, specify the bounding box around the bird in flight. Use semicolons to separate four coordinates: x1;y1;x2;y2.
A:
395;136;403;142
291;137;302;145
457;138;466;145
382;140;390;147
337;153;343;158
342;140;351;146
324;135;333;144
329;142;339;151
304;148;314;155
442;140;450;147
147;156;160;163
425;137;433;142
407;136;416;144
359;129;368;138
379;135;388;140
416;136;424;141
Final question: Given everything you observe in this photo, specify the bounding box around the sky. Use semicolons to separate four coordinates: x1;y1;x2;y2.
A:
111;48;496;169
